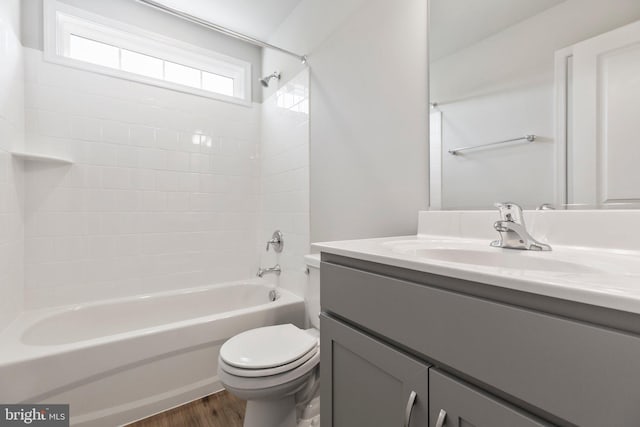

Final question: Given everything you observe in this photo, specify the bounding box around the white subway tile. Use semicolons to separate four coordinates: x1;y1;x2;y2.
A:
89;143;118;166
86;212;101;235
35;110;71;138
155;129;179;150
41;188;86;212
115;235;140;257
116;190;139;212
51;236;88;262
166;192;190;212
138;191;166;212
138;148;167;170
167;151;190;171
101;167;134;190
199;174;228;193
117;146;139;168
178;131;206;153
156;171;198;192
87;189;117;212
36;212;88;237
25;238;53;264
71;116;102;141
102;120;130;145
88;235;117;259
85;165;102;188
189;153;210;173
130;125;156;147
132;169;157;190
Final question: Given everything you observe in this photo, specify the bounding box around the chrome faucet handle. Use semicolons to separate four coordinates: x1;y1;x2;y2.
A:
494;202;524;224
537;203;555;211
265;230;284;253
492;201;551;251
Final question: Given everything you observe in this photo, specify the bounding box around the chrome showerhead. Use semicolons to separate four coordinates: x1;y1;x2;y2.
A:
260;71;281;88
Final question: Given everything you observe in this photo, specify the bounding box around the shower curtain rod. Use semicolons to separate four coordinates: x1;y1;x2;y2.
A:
136;0;308;64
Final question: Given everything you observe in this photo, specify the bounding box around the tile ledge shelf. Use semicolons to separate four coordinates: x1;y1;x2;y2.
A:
11;151;73;165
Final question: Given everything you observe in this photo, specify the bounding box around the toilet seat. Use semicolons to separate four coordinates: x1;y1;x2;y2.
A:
219;345;318;378
218;348;320;393
220;324;318;369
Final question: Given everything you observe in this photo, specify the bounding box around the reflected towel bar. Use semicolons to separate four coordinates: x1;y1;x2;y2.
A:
448;134;536;155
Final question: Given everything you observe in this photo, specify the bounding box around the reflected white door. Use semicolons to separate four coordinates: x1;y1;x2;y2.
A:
571;20;640;205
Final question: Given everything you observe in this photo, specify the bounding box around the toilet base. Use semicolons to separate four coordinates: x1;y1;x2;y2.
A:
244;396;297;427
297;395;321;427
234;370;320;427
243;396;320;427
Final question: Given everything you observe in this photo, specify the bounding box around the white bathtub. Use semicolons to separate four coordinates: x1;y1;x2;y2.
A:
0;281;305;426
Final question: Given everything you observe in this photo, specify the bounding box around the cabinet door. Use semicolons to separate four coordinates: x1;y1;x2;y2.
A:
320;314;429;427
429;369;552;427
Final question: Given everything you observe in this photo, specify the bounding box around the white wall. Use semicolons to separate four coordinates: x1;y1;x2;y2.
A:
262;0;366;101
431;0;640;209
267;0;429;243
23;48;262;308
0;0;25;330
258;69;309;297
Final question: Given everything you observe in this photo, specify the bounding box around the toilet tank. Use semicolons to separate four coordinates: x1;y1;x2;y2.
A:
304;254;321;329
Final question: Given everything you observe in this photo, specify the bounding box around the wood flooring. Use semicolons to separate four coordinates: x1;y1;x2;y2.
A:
127;391;246;427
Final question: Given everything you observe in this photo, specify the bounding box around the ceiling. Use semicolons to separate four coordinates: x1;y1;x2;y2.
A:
430;0;567;60
149;0;304;41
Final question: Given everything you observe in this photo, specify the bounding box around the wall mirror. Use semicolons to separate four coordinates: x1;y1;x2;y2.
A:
428;0;640;210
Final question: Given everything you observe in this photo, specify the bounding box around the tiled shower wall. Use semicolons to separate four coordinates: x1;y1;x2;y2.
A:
23;48;262;308
258;70;310;297
0;0;25;329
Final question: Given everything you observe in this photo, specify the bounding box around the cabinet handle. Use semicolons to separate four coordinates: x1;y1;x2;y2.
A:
403;390;417;427
435;409;447;427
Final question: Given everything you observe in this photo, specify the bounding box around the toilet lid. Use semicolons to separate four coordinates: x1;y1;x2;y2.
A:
220;324;318;369
219;345;318;378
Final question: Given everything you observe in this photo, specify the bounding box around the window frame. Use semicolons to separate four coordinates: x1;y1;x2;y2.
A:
43;0;252;106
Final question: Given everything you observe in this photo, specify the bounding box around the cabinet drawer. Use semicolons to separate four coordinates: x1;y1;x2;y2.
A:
430;369;551;427
321;261;640;427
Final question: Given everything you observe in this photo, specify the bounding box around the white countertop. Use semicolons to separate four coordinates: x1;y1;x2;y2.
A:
313;235;640;315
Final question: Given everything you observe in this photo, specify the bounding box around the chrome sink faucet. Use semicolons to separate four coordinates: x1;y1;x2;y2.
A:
257;264;281;278
491;202;551;251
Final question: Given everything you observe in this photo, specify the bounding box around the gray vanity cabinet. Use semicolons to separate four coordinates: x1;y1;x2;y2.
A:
429;369;551;427
320;314;430;427
320;253;640;427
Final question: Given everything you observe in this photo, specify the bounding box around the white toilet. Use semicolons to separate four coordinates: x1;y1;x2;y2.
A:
217;254;321;427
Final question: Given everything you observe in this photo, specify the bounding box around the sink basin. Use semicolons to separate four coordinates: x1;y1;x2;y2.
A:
392;247;600;274
313;231;640;315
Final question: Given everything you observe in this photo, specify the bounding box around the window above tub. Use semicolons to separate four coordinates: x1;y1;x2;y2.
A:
43;0;252;105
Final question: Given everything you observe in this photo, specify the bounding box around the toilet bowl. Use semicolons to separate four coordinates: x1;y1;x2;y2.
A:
217;254;321;427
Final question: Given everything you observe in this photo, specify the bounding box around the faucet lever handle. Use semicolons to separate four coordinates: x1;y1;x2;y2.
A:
265;230;284;253
494;202;524;224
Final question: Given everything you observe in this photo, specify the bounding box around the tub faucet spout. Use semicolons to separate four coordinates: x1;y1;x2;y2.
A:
257;264;281;278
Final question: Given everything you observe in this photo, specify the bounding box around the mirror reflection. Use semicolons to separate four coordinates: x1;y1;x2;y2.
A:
429;0;640;210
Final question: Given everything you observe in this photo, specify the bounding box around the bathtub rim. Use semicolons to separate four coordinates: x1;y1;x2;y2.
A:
0;280;302;367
